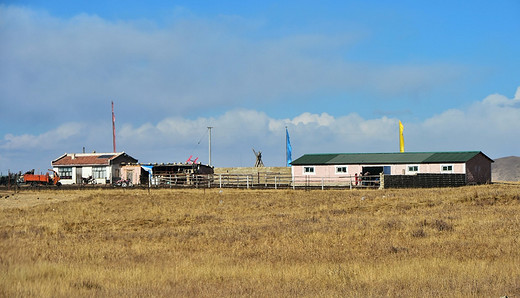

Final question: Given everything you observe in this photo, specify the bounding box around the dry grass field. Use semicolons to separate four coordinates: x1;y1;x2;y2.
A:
1;185;519;297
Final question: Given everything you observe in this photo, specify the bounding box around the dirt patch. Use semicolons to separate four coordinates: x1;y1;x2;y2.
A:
0;190;82;209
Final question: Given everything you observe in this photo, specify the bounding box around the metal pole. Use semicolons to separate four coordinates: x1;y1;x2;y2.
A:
207;127;213;166
112;101;116;153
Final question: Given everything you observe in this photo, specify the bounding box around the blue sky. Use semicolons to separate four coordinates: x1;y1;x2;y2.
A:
1;1;519;173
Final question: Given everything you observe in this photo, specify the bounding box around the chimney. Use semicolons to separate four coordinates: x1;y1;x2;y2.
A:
71;154;76;160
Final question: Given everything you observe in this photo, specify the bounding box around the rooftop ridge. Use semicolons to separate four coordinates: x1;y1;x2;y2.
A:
302;151;481;155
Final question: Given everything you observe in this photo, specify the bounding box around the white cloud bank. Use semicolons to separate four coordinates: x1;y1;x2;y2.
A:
1;87;519;172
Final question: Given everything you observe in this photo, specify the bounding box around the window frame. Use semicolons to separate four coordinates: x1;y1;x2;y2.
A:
58;167;72;179
92;166;106;179
406;165;419;174
441;164;454;173
303;166;315;175
335;165;348;174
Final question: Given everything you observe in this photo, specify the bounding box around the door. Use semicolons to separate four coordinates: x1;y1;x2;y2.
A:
383;166;391;174
76;167;82;184
127;170;134;182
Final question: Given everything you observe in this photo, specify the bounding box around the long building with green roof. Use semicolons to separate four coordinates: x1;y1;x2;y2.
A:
291;151;493;186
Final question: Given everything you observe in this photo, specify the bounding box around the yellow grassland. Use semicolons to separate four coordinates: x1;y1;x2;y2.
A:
1;185;519;297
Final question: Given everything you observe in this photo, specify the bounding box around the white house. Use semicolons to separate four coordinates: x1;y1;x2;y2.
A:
51;152;138;185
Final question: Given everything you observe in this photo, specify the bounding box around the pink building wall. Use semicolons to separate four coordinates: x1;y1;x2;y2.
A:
292;165;358;184
120;165;141;185
292;163;468;184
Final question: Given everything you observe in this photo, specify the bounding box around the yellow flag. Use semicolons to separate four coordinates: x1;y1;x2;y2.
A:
399;120;405;152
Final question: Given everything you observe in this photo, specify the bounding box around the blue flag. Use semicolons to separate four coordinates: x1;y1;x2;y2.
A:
286;127;292;167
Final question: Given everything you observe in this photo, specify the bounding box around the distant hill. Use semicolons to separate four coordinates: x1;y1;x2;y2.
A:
492;156;520;182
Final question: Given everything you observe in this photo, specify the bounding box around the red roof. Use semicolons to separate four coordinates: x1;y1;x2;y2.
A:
52;153;119;166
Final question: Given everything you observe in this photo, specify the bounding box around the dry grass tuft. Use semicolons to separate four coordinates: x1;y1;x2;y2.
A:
1;185;520;297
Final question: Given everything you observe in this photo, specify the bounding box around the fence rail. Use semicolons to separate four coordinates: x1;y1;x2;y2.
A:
144;173;380;190
1;173;472;190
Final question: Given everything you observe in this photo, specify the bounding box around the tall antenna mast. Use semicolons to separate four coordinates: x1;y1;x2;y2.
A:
112;101;116;153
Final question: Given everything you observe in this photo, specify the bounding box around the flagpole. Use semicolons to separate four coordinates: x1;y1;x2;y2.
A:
285;126;287;167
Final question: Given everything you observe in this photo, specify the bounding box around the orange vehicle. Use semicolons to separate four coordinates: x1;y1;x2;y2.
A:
23;169;61;186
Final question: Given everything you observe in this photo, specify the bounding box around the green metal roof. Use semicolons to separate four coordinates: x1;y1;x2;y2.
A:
422;151;486;163
289;154;338;165
291;151;492;165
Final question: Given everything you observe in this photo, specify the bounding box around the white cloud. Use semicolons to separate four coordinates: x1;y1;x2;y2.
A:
2;86;520;172
1;122;85;150
410;87;520;154
482;92;520;107
1;5;465;132
290;112;335;126
106;109;402;166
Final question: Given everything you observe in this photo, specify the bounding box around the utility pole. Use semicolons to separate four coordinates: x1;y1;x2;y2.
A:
207;126;213;166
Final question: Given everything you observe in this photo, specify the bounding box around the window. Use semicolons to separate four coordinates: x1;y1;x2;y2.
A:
93;166;106;179
441;165;453;173
58;167;72;179
407;165;419;174
303;166;315;175
335;166;348;174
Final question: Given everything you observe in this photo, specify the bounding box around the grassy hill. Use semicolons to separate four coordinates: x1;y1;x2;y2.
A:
492;156;520;182
1;186;519;297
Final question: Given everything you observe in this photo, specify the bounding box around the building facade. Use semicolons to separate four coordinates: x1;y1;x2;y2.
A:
120;162;214;186
51;152;138;185
291;151;493;186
